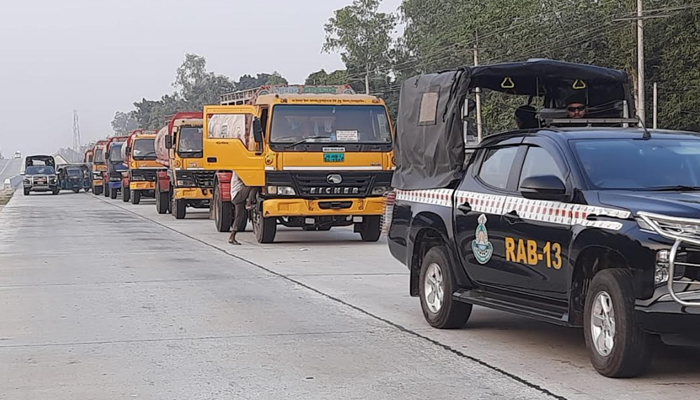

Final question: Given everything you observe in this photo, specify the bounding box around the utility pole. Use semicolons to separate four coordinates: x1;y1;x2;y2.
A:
473;37;483;142
637;0;646;126
365;65;370;95
653;82;658;129
72;110;81;158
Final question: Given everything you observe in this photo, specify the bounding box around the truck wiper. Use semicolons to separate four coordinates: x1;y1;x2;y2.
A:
647;185;700;192
284;136;332;149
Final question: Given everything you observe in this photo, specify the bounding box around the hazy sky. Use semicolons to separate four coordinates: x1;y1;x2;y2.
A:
0;0;402;156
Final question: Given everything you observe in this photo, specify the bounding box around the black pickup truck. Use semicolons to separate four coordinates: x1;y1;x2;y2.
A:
386;59;700;378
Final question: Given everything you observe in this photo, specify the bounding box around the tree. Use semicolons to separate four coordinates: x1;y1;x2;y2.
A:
305;69;350;85
323;0;397;94
111;111;139;135
266;71;289;86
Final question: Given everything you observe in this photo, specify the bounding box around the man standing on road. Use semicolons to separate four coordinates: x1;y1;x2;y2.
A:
228;171;253;245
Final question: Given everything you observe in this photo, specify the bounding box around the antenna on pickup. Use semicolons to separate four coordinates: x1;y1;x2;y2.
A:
638;116;652;140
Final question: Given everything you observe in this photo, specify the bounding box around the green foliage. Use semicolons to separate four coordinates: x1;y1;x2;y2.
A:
112;55;288;131
305;69;350;85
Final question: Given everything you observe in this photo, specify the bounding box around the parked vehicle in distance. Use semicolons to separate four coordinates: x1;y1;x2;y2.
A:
121;130;159;204
14;151;21;159
22;155;58;195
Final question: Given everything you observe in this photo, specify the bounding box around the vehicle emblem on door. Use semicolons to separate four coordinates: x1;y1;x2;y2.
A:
472;214;494;264
327;174;343;184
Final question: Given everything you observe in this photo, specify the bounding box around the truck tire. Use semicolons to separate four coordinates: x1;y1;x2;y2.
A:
110;187;118;199
103;183;109;197
419;246;472;329
131;190;141;205
214;185;233;232
93;185;102;196
122;187;131;203
359;216;382;242
584;269;653;378
173;198;186;219
23;188;30;196
253;211;276;243
156;190;168;214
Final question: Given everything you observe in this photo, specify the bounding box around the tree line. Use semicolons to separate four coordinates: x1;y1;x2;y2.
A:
111;0;700;136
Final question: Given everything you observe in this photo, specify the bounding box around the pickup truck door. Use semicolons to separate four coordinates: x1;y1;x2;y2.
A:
203;105;265;186
494;137;572;301
454;140;524;288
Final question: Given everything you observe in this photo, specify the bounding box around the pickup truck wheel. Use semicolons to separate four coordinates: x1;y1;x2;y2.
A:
253;211;277;243
23;188;30;196
52;188;60;195
584;269;653;378
359;216;381;242
214;186;233;232
419;246;472;329
109;187;118;199
122;187;131;203
131;190;141;205
173;198;187;219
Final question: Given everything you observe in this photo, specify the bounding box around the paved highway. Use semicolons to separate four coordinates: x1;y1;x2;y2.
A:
1;192;699;399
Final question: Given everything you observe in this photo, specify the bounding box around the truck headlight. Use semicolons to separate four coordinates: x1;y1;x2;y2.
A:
371;186;388;195
176;178;195;187
267;186;295;195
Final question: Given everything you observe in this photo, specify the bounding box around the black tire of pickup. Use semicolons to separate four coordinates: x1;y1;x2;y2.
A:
419;246;472;329
584;269;653;378
23;188;30;196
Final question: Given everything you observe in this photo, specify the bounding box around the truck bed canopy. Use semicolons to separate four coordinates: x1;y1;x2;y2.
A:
391;59;633;190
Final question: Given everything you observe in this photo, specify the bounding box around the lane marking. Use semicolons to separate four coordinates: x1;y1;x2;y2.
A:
94;195;568;400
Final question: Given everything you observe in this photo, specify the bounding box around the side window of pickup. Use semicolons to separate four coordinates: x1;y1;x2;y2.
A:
518;147;564;189
478;146;519;190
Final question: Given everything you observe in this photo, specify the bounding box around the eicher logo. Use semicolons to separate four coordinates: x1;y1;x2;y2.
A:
326;174;343;184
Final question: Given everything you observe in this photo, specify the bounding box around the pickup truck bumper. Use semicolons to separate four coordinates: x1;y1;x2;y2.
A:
262;197;384;218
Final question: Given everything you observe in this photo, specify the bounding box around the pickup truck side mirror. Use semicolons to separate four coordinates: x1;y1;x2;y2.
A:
253;118;264;144
165;135;172;149
520;175;567;201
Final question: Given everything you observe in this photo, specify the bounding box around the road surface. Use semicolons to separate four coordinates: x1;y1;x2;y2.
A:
1;192;699;399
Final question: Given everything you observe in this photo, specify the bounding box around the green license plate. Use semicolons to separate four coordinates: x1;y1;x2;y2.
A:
324;153;345;163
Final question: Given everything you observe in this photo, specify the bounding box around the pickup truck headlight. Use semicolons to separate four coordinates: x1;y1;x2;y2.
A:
23;179;30;185
655;249;687;285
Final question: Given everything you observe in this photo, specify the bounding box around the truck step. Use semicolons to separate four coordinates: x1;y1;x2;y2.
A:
453;289;571;326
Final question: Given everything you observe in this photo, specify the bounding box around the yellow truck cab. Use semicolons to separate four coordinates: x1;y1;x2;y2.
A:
121;130;159;205
154;112;210;218
208;85;395;243
91;140;109;196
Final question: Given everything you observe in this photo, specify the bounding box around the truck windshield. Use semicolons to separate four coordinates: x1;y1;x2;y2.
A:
133;139;156;160
26;166;54;175
109;144;123;163
573;139;700;190
270;105;392;144
178;127;203;154
94;149;105;164
66;168;81;177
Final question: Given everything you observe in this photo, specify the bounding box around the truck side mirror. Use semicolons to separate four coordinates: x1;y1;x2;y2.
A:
253;118;263;144
165;135;172;149
520;175;567;201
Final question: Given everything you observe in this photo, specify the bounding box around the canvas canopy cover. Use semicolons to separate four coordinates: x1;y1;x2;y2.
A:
391;59;633;190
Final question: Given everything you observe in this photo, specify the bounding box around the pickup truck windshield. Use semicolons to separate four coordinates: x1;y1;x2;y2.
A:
26;166;54;175
574;139;700;190
178;127;203;154
270;105;392;144
133;139;156;160
109;144;123;163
